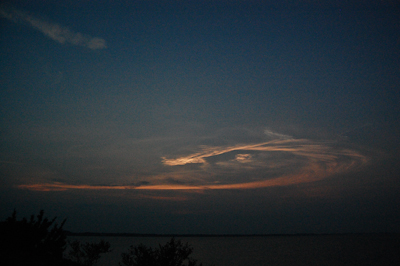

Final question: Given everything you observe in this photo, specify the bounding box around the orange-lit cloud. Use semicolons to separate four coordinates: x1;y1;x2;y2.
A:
17;136;369;192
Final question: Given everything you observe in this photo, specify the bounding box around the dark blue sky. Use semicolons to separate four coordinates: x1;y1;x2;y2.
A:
1;0;399;234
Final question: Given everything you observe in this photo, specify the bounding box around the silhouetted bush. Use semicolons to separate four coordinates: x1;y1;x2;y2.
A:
0;210;111;266
68;239;112;266
0;209;68;265
120;238;203;266
1;210;207;266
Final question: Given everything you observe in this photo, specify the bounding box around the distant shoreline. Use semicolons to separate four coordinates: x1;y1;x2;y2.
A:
66;232;399;237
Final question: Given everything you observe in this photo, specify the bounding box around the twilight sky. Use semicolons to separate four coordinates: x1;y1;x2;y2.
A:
1;0;399;234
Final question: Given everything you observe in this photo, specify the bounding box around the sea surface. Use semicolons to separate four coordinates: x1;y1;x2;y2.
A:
67;234;400;266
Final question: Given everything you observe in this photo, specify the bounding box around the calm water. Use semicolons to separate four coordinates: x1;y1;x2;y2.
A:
67;234;400;266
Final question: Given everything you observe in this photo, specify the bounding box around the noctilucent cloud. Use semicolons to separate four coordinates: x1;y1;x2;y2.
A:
1;0;399;234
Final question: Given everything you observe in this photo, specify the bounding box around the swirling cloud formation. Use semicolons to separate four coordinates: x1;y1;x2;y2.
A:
159;139;368;189
17;130;369;191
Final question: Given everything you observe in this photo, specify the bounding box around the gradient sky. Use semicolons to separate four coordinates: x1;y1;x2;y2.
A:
1;0;399;234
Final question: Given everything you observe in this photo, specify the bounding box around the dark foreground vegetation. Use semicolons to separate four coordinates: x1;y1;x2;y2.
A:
0;210;204;266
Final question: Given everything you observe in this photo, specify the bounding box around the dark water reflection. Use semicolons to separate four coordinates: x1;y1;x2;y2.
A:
68;234;400;266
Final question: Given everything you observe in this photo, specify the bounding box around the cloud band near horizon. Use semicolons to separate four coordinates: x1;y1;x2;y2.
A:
16;137;369;192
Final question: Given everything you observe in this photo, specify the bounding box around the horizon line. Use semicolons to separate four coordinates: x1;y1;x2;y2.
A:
66;232;399;237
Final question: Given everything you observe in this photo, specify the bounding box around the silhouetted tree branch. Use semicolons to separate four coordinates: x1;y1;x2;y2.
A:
0;209;69;265
68;239;112;266
120;238;203;266
0;210;110;266
1;210;208;266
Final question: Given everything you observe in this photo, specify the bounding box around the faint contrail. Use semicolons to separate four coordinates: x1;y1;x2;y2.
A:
264;129;292;140
339;123;373;138
0;6;107;50
162;139;332;166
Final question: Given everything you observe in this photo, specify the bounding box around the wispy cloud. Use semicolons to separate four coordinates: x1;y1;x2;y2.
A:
17;128;369;192
264;129;292;140
17;182;202;191
0;6;107;50
162;139;338;166
159;138;368;188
